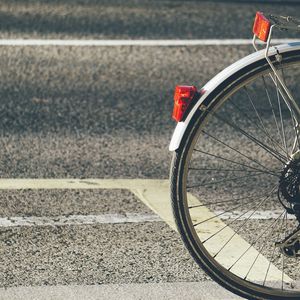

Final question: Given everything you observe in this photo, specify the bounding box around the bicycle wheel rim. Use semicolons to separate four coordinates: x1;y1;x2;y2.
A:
171;49;300;299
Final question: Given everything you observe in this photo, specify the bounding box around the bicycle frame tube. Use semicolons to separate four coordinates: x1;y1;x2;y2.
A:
169;42;300;152
261;26;300;124
254;25;300;153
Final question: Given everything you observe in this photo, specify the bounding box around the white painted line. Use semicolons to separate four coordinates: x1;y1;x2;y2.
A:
0;178;169;190
0;213;161;227
215;210;295;220
0;39;297;46
131;184;176;230
0;282;242;300
0;211;290;228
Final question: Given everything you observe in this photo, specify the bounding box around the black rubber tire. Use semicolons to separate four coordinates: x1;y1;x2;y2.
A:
170;48;300;300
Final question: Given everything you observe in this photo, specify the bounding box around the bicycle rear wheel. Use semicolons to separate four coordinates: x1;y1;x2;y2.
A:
171;48;300;299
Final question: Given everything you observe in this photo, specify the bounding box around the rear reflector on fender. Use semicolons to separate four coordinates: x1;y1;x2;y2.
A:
253;11;271;42
172;85;198;122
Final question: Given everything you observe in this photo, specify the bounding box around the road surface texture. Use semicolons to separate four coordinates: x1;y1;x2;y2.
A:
1;1;300;299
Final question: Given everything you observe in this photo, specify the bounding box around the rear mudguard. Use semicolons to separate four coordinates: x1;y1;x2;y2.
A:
169;42;300;151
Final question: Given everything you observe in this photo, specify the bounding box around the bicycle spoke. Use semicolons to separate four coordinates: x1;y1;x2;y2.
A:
188;167;269;173
227;206;285;272
212;186;277;259
188;194;262;209
187;172;266;189
229;96;290;160
194;149;278;176
192;185;276;227
202;195;273;244
262;75;284;149
193;203;247;227
244;210;285;281
202;129;276;174
244;86;287;159
210;110;287;163
263;245;278;287
206;102;288;162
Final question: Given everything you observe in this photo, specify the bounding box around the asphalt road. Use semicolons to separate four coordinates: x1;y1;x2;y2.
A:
0;0;299;39
1;1;300;300
0;45;251;178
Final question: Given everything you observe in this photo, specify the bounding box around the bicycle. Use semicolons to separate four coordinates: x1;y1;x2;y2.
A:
169;12;300;299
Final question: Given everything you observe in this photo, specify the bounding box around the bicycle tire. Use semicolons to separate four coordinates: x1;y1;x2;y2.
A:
171;48;300;299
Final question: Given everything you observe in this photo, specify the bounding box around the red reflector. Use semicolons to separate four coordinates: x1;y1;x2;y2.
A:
172;85;197;122
253;12;271;42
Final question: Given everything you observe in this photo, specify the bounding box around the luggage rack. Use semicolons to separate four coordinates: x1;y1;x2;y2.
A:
268;14;300;31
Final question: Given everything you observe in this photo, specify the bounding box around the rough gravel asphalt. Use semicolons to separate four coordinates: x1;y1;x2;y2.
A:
1;1;300;299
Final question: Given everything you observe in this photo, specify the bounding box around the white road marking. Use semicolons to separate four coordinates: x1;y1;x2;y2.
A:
0;178;292;282
0;39;297;46
215;210;295;220
0;282;242;300
0;210;291;228
0;178;168;190
186;193;291;283
0;213;161;227
131;183;176;230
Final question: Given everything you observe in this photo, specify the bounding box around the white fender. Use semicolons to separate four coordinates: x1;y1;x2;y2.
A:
169;42;300;151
